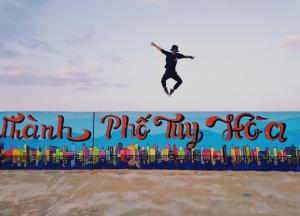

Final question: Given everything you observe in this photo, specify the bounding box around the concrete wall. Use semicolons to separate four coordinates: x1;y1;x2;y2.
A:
0;111;299;170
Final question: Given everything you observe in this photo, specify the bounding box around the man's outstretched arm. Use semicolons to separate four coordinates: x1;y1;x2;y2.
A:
185;55;195;59
151;42;162;51
177;53;195;59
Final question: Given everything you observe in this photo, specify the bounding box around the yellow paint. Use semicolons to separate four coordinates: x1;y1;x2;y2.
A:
149;148;155;156
274;147;277;157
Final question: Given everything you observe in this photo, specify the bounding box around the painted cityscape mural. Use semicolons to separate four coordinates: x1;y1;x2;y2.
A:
0;112;299;170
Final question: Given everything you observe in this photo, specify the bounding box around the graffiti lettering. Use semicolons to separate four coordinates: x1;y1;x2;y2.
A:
206;112;287;142
101;114;151;140
57;115;91;141
153;113;203;150
265;122;287;142
0;113;91;141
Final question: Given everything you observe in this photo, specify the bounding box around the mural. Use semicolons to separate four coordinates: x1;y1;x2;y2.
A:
0;112;299;170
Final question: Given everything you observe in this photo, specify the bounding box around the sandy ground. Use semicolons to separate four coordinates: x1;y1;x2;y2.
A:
0;170;299;216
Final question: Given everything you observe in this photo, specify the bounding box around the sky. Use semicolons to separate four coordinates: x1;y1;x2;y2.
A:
0;0;299;111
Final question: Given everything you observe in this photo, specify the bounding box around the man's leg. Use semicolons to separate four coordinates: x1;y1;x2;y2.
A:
170;73;183;95
161;73;170;95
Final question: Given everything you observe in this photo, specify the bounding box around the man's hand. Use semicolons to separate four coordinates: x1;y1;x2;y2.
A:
186;55;195;59
151;42;162;51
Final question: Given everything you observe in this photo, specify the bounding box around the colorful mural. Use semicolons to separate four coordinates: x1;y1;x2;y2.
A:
0;112;299;170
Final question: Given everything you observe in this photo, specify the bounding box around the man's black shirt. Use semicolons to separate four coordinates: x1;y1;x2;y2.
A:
161;49;186;72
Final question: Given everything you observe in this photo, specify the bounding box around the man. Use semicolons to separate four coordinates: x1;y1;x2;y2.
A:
151;42;194;96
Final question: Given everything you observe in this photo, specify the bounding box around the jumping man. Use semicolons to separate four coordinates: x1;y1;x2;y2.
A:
151;42;194;96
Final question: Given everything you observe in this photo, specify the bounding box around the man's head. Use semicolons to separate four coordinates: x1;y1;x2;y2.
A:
170;45;179;54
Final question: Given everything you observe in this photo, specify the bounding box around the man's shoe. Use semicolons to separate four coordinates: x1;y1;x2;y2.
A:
163;87;169;95
169;88;175;96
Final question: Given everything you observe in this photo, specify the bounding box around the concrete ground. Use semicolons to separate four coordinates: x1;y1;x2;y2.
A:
0;170;299;216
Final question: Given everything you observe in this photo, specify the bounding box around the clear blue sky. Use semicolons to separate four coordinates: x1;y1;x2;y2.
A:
0;0;299;111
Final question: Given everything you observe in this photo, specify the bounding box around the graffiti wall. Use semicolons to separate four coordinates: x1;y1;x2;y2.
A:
0;112;299;170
